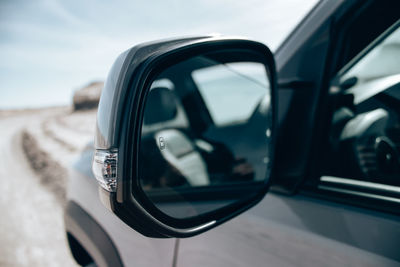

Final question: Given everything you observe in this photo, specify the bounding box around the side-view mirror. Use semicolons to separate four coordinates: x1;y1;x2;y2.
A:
92;36;277;238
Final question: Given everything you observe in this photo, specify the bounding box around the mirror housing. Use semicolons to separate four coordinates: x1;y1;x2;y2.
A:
93;36;277;238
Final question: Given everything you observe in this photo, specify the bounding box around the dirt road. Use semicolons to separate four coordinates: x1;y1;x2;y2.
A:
0;113;77;266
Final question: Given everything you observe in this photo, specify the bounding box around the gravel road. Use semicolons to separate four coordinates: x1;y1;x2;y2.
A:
0;112;78;266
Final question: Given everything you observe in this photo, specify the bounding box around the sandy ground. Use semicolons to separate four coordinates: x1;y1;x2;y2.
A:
0;108;96;266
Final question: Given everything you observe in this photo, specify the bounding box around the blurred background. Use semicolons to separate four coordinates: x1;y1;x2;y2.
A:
0;0;317;266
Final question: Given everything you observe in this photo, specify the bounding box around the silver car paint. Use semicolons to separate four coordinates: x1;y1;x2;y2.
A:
177;193;400;266
68;155;400;266
68;163;176;266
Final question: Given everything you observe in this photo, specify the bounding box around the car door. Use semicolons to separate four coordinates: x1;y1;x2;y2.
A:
175;2;400;267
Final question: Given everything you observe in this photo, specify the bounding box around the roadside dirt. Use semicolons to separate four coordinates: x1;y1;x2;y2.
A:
0;112;78;266
21;130;67;204
18;108;96;206
0;107;95;266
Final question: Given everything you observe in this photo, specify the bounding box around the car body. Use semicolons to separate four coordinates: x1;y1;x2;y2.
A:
64;0;400;266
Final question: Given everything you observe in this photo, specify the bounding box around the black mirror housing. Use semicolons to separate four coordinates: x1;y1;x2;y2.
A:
93;36;277;238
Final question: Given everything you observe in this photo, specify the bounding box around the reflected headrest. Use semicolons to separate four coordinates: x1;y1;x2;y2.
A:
144;87;178;124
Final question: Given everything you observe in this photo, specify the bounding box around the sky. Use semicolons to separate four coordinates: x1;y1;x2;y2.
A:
0;0;318;109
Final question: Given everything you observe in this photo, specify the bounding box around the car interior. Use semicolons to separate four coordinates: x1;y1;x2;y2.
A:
324;22;400;187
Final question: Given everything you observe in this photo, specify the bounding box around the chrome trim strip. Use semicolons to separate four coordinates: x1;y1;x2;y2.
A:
318;185;400;204
320;176;400;194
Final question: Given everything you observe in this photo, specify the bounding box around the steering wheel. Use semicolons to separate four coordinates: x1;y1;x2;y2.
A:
339;108;400;182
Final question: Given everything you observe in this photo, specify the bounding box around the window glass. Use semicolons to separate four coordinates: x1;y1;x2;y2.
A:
339;24;400;106
324;22;400;187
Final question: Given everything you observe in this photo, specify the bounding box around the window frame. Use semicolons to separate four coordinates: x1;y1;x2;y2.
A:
301;19;400;216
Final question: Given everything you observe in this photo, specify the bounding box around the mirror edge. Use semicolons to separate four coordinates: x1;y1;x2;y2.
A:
95;36;277;238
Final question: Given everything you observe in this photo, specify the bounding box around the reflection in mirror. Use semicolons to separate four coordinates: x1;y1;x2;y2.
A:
138;52;273;219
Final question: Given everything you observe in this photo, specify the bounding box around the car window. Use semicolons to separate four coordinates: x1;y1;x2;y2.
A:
340;23;400;98
192;62;269;126
320;21;400;201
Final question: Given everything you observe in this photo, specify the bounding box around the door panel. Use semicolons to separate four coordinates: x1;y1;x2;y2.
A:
68;151;176;266
177;193;400;267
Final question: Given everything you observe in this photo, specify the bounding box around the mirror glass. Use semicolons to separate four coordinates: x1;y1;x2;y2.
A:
138;51;273;219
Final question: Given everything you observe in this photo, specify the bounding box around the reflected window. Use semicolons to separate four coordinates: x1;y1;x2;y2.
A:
192;62;269;126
